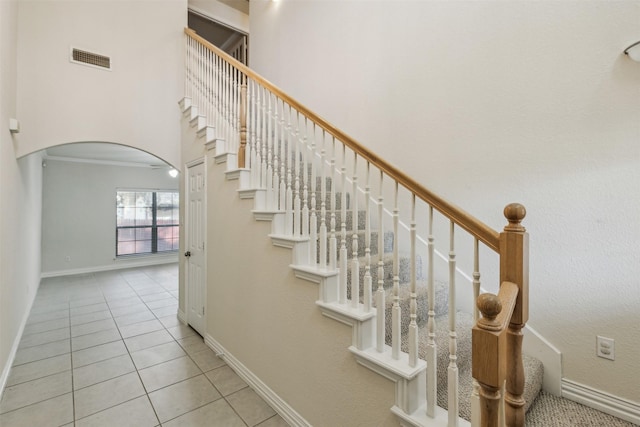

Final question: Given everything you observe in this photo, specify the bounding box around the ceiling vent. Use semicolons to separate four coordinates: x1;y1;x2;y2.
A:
70;47;111;70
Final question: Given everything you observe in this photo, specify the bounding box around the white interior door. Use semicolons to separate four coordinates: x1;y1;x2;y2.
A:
186;160;206;336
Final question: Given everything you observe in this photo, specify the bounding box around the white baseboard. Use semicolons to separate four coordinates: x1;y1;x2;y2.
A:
204;334;311;427
0;281;40;401
523;325;562;396
177;309;187;324
562;379;640;425
41;256;178;278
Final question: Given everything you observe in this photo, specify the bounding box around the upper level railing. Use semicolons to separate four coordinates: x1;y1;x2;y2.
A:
184;27;529;427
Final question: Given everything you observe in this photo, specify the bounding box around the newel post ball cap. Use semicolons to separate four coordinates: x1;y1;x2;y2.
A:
477;293;502;321
504;203;526;232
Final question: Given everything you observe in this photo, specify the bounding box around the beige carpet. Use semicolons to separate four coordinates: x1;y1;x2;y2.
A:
526;391;638;426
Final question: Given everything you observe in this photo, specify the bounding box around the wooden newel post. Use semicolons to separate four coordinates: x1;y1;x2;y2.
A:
472;293;506;427
501;203;529;427
238;74;248;168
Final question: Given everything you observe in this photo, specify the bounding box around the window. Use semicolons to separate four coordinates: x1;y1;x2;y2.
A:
116;190;179;256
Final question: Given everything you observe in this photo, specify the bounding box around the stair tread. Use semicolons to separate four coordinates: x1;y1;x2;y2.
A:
395;310;543;421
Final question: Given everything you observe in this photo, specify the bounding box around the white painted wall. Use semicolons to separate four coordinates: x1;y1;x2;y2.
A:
41;159;179;275
15;0;186;167
0;0;44;393
249;1;640;403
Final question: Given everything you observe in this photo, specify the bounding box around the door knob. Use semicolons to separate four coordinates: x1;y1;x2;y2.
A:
185;251;191;257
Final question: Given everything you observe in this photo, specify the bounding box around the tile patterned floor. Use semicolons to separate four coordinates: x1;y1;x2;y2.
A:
0;264;288;427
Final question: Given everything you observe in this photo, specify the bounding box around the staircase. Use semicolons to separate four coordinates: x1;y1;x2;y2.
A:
181;28;541;427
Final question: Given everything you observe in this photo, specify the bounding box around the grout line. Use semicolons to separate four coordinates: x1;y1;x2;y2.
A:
0;391;74;419
101;270;162;427
3;266;239;427
68;296;76;426
4;364;72;389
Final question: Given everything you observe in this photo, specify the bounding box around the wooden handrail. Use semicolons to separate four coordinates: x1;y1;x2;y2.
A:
185;27;500;252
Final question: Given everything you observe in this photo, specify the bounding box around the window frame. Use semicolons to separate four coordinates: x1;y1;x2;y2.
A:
115;189;179;257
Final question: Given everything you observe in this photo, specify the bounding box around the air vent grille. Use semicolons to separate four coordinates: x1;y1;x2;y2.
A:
71;48;111;70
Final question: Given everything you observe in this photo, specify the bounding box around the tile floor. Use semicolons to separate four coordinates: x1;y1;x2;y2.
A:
0;264;288;427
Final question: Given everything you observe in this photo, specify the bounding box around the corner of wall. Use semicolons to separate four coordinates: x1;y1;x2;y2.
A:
523;325;562;396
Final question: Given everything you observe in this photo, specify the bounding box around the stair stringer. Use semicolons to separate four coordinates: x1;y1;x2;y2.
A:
271;230;441;423
181;101;468;427
246;185;465;425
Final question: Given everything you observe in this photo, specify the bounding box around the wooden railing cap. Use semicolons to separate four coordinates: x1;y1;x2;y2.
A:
477;293;502;331
503;203;526;232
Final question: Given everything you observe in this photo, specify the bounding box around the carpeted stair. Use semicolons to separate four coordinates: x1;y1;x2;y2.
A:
309;178;545;422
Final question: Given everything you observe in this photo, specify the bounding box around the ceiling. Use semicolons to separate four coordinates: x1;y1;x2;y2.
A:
44;143;169;168
217;0;249;15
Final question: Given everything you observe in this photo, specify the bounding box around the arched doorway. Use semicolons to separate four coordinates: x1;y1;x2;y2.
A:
40;142;180;276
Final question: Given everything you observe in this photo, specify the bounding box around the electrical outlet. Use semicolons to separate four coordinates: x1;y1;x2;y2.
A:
596;336;615;361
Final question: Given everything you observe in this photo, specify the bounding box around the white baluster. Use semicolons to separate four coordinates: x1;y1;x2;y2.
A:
202;48;211;117
193;41;198;109
329;138;337;270
221;59;231;145
409;194;418;367
245;77;252;172
448;221;459;427
211;52;216;123
376;171;385;352
194;42;199;110
293;111;301;236
279;100;286;211
195;41;200;109
363;162;372;312
213;53;219;131
227;61;233;151
221;56;226;139
206;49;211;122
285;106;293;234
266;93;274;209
319;131;327;268
426;205;437;417
204;48;209;121
250;80;259;185
339;144;348;305
236;68;240;153
217;54;223;138
351;153;359;309
471;238;481;427
257;92;269;189
184;35;190;99
301;116;309;239
392;181;400;360
209;50;214;124
273;98;281;210
235;67;240;154
256;83;263;186
309;124;318;266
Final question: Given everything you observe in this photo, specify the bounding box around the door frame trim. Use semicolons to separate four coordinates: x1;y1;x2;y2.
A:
184;157;207;335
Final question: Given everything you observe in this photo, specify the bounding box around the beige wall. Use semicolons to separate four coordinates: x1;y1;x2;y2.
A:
205;155;399;426
15;0;186;168
0;0;44;391
248;1;640;403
